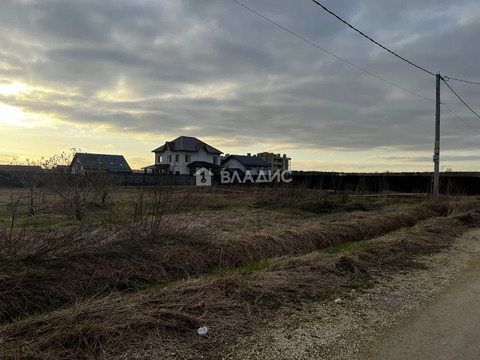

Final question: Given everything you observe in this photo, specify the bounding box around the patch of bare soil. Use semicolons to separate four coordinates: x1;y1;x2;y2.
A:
220;228;480;360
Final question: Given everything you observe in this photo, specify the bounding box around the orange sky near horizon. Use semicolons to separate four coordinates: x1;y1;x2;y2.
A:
0;81;474;173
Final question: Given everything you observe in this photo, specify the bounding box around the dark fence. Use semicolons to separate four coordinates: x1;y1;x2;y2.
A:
115;173;195;186
0;171;195;187
0;171;21;186
1;171;479;195
289;172;480;195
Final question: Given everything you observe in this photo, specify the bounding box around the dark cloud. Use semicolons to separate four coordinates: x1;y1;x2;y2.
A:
1;0;480;169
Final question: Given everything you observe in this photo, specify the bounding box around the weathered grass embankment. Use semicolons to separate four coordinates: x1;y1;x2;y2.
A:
0;201;452;324
1;199;479;359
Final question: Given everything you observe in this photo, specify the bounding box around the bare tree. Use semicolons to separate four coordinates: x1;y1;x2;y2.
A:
43;150;115;220
10;157;45;216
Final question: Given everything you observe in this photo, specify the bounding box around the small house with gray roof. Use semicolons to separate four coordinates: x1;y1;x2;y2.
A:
222;154;271;176
70;153;132;175
143;136;223;175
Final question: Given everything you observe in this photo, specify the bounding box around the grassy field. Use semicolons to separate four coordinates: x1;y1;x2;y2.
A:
0;185;479;359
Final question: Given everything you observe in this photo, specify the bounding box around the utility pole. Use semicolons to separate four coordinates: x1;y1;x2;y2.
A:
433;73;441;199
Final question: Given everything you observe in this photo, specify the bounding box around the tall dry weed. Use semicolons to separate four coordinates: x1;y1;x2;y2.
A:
2;208;475;359
109;186;217;246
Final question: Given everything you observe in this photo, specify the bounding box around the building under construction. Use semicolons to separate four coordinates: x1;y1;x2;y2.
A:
256;152;291;171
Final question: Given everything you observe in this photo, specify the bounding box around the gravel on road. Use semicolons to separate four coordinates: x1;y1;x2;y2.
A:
219;228;480;360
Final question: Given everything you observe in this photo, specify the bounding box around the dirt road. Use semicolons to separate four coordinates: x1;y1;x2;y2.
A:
223;228;480;360
364;243;480;360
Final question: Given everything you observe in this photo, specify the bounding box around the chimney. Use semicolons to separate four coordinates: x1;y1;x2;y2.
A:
247;153;251;156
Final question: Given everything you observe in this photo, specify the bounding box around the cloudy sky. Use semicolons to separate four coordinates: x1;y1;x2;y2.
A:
1;0;479;171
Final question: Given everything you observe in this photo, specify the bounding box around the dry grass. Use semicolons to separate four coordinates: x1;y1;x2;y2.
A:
0;254;367;359
1;205;479;359
208;202;440;268
1;186;479;359
0;200;449;324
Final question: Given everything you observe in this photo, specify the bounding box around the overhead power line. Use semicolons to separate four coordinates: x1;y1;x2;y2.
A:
311;0;480;86
310;0;436;77
442;79;480;120
442;103;480;134
229;0;434;102
443;76;480;86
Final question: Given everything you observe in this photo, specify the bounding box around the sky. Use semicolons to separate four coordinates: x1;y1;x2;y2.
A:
1;0;479;172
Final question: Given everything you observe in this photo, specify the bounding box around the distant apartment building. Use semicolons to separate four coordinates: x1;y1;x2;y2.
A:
256;152;291;171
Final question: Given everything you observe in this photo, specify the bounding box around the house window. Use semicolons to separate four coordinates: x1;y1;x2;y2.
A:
157;155;163;163
169;155;172;163
185;154;191;162
175;154;180;162
213;156;218;165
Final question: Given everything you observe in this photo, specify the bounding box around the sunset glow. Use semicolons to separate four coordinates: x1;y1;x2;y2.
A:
0;1;479;172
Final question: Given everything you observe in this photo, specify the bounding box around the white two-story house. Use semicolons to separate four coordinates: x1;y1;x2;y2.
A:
143;136;223;175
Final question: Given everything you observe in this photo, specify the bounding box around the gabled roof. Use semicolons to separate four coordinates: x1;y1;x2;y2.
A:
71;153;132;172
152;136;222;154
222;155;271;167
